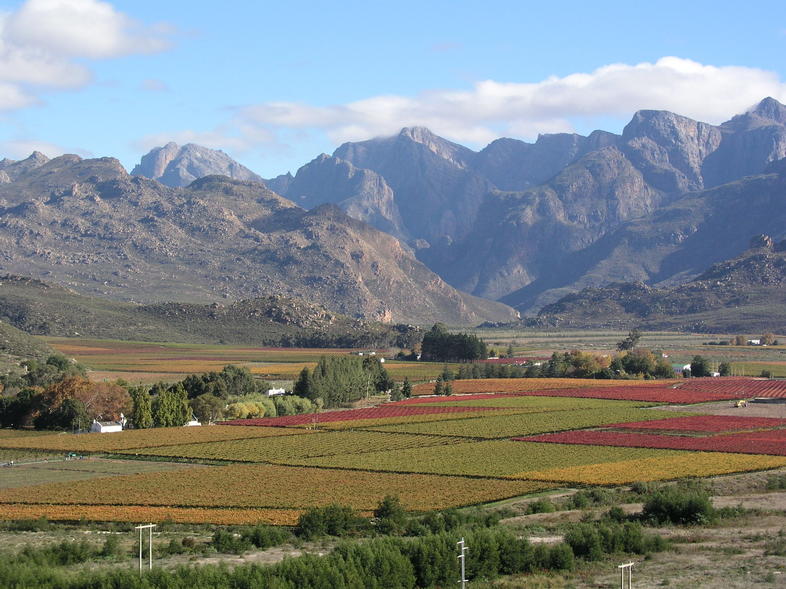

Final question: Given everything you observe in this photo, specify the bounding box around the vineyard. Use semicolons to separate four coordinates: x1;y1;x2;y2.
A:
2;376;786;525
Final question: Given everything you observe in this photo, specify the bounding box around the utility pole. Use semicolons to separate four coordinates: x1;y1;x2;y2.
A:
618;561;633;588
135;524;156;574
457;537;468;589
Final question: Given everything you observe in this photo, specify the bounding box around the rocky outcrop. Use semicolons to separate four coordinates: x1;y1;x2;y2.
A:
132;142;264;187
534;244;786;332
273;154;407;239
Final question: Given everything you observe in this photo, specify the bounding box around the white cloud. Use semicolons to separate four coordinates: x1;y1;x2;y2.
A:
5;0;170;58
232;57;786;146
0;0;173;110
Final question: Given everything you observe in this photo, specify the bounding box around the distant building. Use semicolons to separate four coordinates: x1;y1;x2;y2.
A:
266;388;286;397
90;420;122;433
748;339;761;346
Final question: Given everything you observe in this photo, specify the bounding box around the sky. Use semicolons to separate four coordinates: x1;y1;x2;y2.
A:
0;0;784;177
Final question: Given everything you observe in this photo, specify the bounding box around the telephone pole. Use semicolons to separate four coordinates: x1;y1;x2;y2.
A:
135;524;156;574
457;537;468;588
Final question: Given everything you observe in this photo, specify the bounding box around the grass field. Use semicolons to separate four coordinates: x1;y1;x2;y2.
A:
46;337;459;383
0;458;196;489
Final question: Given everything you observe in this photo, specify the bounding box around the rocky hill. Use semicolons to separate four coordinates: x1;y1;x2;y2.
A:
132;142;264;187
533;238;786;332
0;156;515;325
0;274;422;347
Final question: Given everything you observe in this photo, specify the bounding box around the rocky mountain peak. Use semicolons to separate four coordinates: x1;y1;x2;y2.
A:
132;142;264;188
396;126;474;168
750;97;786;124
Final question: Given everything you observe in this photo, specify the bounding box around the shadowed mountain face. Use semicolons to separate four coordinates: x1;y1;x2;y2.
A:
0;156;516;325
132;142;264;188
533;239;786;333
263;98;786;313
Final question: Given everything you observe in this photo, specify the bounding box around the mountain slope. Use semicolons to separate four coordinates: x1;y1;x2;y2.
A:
0;317;52;372
0;275;421;347
534;240;786;332
426;98;786;305
503;162;786;312
0;156;515;325
132;142;264;187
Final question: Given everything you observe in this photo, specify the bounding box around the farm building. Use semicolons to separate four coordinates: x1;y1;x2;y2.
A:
90;420;123;433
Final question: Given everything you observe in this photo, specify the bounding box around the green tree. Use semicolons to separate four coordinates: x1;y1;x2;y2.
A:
34;398;90;431
718;361;732;377
374;495;407;535
151;382;190;427
293;367;315;400
129;386;153;429
389;383;404;402
689;355;711;378
401;377;412;398
190;393;225;424
433;376;444;396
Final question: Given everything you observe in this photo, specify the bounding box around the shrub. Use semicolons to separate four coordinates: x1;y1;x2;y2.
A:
526;499;556;514
374;495;407;535
642;483;715;525
295;504;367;540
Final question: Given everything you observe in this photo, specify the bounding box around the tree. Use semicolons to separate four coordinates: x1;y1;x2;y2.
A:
689;355;711;378
762;333;776;346
401;377;412;398
616;328;642;351
190;393;225;424
374;495;407;535
420;324;487;362
443;379;452;396
151;382;190;427
733;334;746;346
433;376;444;396
73;381;129;421
293;367;315;400
129;386;153;429
718;362;732;377
34;398;90;431
389;383;404;402
505;344;515;358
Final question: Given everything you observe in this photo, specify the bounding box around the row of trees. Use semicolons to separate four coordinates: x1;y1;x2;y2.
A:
420;323;487;362
293;355;393;408
437;349;676;382
0;355;130;430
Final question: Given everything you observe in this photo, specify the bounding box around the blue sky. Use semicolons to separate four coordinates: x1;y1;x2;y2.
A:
0;0;784;177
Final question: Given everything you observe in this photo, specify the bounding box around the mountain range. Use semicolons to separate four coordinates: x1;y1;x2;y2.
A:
0;155;512;325
259;98;786;316
0;97;785;331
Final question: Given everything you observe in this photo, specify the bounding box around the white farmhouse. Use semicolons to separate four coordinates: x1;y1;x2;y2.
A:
90;420;122;433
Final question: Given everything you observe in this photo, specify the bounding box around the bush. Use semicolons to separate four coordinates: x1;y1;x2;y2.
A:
295;504;367;540
374;495;407;535
766;474;786;490
211;530;251;554
526;499;556;514
642;483;715;525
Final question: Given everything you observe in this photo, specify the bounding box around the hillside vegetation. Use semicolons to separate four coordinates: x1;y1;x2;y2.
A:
0;275;420;348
